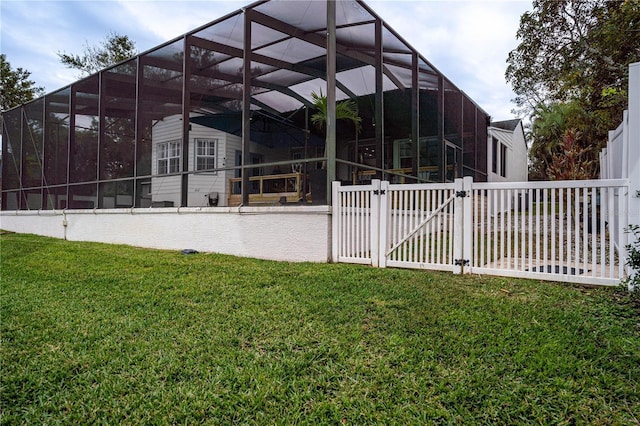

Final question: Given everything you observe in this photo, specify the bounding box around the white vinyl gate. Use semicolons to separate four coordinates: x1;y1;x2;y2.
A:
332;178;629;286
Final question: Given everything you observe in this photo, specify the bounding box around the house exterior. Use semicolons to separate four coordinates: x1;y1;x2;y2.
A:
487;119;528;183
485;119;528;215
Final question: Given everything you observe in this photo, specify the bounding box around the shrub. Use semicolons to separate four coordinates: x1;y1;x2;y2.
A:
625;224;640;292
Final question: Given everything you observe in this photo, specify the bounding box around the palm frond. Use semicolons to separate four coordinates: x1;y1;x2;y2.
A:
310;89;361;133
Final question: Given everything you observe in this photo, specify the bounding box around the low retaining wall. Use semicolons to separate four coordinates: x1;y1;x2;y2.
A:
0;206;331;263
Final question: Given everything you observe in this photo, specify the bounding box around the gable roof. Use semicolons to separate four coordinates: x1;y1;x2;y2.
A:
490;118;527;149
490;119;521;131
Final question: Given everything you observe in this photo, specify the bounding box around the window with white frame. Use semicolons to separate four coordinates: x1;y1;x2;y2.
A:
157;140;181;174
195;138;217;172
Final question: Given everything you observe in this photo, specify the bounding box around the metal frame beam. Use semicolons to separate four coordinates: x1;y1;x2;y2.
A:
326;0;337;204
241;12;252;206
181;35;191;207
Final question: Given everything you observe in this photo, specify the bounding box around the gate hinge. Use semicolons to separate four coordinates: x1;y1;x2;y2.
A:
454;259;470;266
455;190;468;198
373;189;386;195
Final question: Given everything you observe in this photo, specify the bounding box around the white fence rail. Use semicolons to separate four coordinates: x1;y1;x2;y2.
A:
332;178;629;287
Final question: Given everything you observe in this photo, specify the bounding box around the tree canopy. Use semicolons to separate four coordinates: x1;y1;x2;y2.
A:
57;32;137;77
0;54;44;112
506;0;640;179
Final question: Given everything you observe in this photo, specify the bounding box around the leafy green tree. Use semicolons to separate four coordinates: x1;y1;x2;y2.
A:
507;0;639;116
507;0;640;179
57;32;137;76
0;54;44;111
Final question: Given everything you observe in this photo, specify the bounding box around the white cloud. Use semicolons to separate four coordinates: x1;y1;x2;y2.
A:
115;0;245;45
368;0;530;119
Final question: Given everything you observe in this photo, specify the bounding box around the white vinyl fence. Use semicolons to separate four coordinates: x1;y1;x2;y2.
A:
332;178;629;286
469;179;628;286
600;111;628;181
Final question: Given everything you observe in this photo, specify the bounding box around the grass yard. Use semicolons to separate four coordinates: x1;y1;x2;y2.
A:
1;233;639;425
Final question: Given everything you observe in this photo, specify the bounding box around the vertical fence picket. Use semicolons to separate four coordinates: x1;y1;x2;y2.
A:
499;189;504;269
620;187;627;279
480;189;486;268
362;191;372;257
420;189;425;264
409;191;414;263
340;190;346;259
608;186;615;278
430;190;436;265
559;189;565;275
582;187;588;275
418;190;424;263
472;189;477;268
528;188;533;272
543;188;548;271
450;191;462;263
521;189;526;270
600;187;606;278
429;188;435;265
355;190;360;258
434;189;440;265
396;190;402;262
344;189;349;258
513;189;521;270
566;188;572;276
492;190;500;265
475;189;479;267
535;188;541;272
590;187;596;278
360;190;366;257
407;189;412;262
551;188;556;276
359;191;364;259
403;190;409;262
390;189;395;262
506;189;512;270
446;189;452;264
574;188;580;274
346;190;352;257
450;188;456;265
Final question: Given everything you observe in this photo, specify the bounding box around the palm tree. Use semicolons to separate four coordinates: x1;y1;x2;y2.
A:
310;89;362;133
307;90;362;201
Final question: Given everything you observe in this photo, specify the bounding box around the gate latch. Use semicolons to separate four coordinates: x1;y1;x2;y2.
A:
454;259;470;266
373;189;386;195
455;190;468;198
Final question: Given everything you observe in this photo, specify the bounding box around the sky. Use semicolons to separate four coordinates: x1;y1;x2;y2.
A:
1;0;532;120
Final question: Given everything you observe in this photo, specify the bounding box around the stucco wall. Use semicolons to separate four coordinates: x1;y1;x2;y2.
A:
0;206;331;263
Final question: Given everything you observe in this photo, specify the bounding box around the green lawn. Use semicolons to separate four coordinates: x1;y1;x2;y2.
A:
1;233;639;425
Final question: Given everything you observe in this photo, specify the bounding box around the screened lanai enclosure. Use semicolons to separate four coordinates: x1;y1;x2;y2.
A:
1;0;489;210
